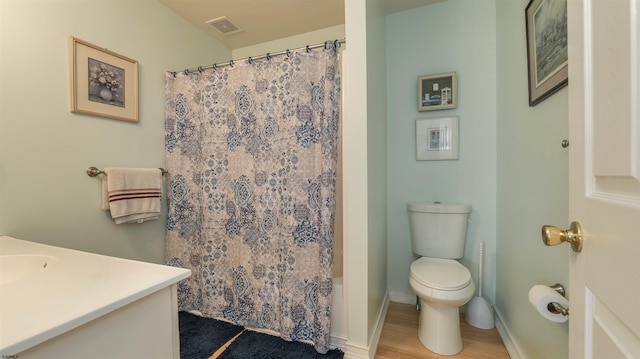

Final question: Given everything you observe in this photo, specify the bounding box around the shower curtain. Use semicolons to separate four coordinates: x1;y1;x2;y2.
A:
164;42;340;353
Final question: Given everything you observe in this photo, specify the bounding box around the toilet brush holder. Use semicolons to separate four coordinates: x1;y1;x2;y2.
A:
465;295;494;329
465;242;495;329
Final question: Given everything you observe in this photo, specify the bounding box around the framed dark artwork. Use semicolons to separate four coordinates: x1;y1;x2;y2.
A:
525;0;568;106
69;37;138;122
418;72;457;111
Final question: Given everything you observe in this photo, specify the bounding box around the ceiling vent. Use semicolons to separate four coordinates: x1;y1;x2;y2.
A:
206;16;243;36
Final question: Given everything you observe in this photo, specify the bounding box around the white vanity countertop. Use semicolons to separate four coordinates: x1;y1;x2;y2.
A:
0;235;191;355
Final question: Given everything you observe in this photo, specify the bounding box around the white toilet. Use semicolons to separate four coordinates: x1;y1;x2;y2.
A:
407;202;475;356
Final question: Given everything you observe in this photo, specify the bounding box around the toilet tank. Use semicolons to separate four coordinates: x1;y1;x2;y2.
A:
407;202;471;259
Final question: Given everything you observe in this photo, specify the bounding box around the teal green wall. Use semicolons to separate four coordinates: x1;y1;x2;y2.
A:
0;1;570;357
387;2;568;357
0;0;230;263
495;0;568;357
386;0;498;304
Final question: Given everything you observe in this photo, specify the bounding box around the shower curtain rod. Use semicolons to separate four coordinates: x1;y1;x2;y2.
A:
171;38;345;76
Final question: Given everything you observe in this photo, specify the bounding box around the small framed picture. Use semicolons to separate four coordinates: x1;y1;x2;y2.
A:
525;0;568;106
69;37;139;122
418;72;457;111
416;117;459;160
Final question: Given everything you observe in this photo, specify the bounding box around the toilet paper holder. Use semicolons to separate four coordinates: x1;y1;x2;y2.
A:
547;283;569;316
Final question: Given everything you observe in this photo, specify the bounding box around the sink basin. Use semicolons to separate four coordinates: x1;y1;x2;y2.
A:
0;254;57;285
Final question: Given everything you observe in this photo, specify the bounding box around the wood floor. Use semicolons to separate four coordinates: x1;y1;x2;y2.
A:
209;301;510;359
375;302;510;359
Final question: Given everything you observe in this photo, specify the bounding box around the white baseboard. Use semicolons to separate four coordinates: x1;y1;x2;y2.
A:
343;342;370;359
494;307;524;359
388;290;417;305
330;334;347;351
343;291;390;359
367;291;390;358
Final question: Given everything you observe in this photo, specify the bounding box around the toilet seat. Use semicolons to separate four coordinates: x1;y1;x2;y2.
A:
410;257;471;291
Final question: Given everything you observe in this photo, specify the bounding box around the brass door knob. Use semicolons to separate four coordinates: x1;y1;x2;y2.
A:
541;221;583;253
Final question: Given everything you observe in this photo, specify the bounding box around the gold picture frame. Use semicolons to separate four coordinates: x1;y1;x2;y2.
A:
69;37;138;122
418;72;457;111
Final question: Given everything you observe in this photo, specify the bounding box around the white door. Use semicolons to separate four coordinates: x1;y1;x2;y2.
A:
567;0;640;358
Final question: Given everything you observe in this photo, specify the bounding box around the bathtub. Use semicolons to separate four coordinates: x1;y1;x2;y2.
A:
330;276;346;349
0;236;190;358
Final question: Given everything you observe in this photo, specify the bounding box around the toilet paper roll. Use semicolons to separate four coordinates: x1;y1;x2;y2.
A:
528;285;570;323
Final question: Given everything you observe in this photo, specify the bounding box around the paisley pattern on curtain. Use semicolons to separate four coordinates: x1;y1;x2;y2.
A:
164;43;340;353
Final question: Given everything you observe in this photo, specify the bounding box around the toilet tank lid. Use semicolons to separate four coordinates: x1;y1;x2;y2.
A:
407;202;471;214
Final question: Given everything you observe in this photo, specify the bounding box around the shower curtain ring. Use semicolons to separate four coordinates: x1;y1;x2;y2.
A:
213;63;218;71
171;71;176;78
229;59;234;67
198;66;203;73
183;69;190;75
286;49;291;57
266;53;272;61
334;39;339;49
306;45;311;53
248;56;253;65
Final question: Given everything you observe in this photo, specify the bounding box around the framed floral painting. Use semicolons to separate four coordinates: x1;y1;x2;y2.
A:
69;37;138;122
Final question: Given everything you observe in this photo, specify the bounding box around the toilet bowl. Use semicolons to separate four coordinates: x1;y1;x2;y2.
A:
407;202;473;355
409;257;475;355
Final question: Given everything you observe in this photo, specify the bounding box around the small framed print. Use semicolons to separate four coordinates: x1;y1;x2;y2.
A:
416;117;459;161
69;37;139;122
418;72;457;111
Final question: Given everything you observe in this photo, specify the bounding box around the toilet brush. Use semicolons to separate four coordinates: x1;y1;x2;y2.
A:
465;242;495;329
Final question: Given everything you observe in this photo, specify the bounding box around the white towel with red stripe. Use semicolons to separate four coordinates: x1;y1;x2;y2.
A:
101;168;162;224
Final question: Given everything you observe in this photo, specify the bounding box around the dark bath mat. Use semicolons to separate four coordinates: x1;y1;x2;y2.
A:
217;330;344;359
179;311;244;359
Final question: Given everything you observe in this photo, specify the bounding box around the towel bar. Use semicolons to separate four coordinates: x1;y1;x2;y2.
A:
86;166;168;177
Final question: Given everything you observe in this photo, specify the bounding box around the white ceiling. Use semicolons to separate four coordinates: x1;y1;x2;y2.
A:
158;0;443;50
